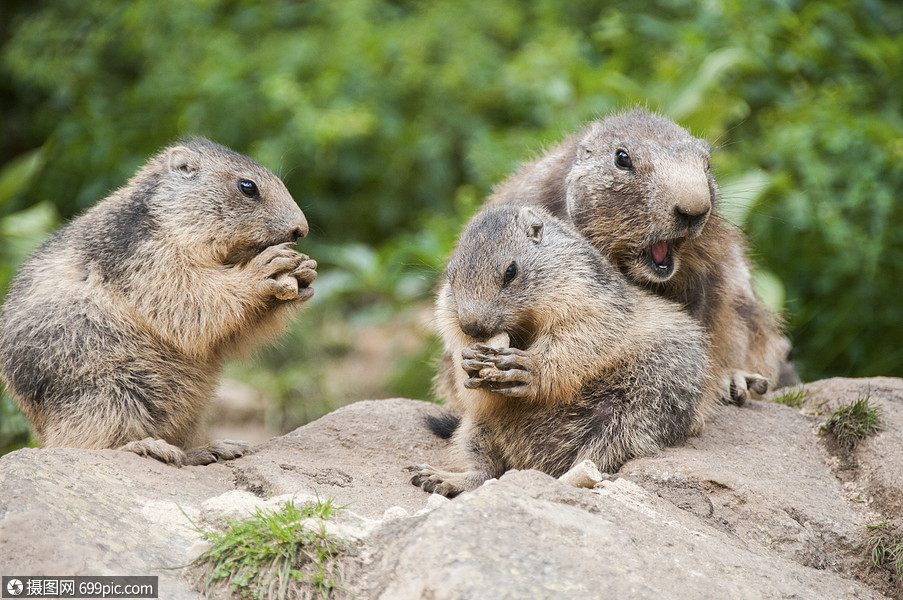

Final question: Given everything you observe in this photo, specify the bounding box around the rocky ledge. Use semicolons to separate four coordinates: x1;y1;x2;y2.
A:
1;377;901;599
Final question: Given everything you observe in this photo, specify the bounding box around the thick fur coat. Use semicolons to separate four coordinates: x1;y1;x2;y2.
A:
0;138;316;465
411;204;711;497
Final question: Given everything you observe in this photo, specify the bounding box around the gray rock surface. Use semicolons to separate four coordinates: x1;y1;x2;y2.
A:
350;471;879;600
1;379;900;599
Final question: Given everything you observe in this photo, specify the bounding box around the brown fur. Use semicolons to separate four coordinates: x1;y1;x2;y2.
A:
487;108;796;403
0;138;317;466
411;204;713;497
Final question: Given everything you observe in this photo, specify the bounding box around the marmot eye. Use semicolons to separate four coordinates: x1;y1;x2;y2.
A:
615;149;633;170
238;179;260;198
503;261;518;286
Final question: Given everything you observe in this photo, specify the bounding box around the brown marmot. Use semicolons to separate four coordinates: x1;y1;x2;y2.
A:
0;138;317;466
486;108;796;404
410;203;711;497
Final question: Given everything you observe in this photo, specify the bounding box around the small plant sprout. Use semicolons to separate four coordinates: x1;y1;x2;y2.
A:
188;497;348;600
822;393;885;450
772;385;807;407
865;521;903;578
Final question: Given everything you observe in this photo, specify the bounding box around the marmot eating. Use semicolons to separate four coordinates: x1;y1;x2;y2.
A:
0;138;317;466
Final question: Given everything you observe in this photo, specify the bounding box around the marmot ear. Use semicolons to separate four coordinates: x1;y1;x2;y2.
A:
520;206;544;243
168;147;200;179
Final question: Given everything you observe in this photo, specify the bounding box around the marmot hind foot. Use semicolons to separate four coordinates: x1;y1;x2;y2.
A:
728;371;771;406
184;439;253;465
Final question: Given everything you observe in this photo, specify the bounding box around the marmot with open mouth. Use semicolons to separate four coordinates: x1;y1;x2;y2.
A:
485;108;797;405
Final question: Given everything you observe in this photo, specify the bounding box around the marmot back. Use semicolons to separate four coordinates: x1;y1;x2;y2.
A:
411;203;711;497
0;138;318;466
489;108;796;404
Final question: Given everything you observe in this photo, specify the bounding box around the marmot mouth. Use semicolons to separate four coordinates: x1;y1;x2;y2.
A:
644;238;684;281
226;236;301;266
257;234;301;255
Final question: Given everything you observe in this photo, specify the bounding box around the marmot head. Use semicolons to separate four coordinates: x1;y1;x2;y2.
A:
565;108;717;285
148;138;308;264
443;204;613;349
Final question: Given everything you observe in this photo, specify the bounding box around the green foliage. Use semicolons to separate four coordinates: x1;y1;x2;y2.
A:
772;386;808;408
822;394;885;450
737;4;903;379
0;391;33;454
1;0;901;447
0;149;59;452
865;521;903;579
189;498;347;600
1;0;606;238
385;333;444;402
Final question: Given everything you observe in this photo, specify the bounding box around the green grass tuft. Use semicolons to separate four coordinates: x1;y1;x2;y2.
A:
865;521;903;578
189;497;348;600
772;385;808;407
822;394;885;450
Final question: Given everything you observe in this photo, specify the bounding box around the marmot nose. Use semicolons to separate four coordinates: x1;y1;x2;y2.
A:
459;319;496;340
674;204;710;231
289;214;309;241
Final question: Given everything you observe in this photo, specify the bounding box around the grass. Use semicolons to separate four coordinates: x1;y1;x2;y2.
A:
822;393;886;450
772;385;808;407
865;521;903;578
188;497;348;600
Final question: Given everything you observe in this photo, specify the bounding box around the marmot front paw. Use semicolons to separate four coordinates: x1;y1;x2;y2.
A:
461;344;533;397
253;242;317;302
288;256;317;301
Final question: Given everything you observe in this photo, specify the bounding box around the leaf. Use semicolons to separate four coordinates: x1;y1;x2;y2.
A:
0;147;45;210
751;268;785;315
718;169;772;227
0;201;60;265
667;47;751;121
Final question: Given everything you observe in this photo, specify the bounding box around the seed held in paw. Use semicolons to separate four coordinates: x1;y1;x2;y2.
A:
485;332;509;349
273;273;300;300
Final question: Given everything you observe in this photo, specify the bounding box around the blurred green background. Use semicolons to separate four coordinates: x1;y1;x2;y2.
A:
1;0;901;454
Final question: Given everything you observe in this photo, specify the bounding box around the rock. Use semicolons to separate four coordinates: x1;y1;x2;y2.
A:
0;448;228;600
804;377;903;520
427;492;451;509
617;376;903;599
227;398;453;517
558;458;604;488
0;398;448;599
0;379;900;599
349;470;881;599
382;506;410;520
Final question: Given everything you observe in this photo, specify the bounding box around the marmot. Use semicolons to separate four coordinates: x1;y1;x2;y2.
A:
410;204;711;497
0;138;317;466
485;108;796;404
